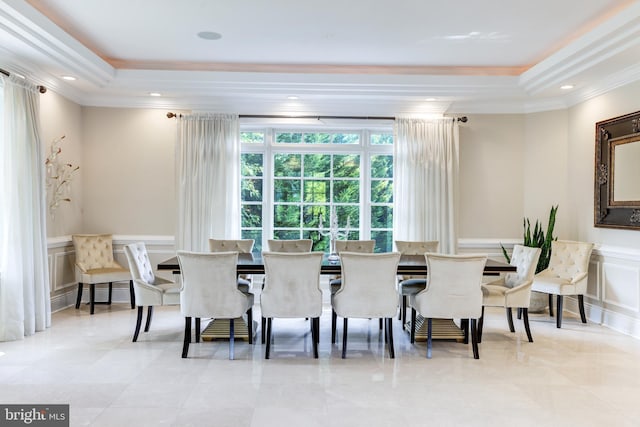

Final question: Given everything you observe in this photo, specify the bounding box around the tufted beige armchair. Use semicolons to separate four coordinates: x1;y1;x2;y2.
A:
72;234;133;315
209;238;254;293
266;239;312;252
394;240;439;325
531;240;594;328
124;243;181;342
479;245;541;342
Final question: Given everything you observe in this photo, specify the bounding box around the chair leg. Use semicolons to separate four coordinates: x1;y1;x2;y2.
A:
426;318;433;359
182;317;191;358
398;295;402;320
506;307;515;333
195;318;201;342
379;318;383;330
342;318;348;359
410;308;417;344
75;283;83;309
549;294;554;317
471;318;479;359
478;306;484;343
331;309;337;344
517;308;522;320
311;317;319;359
401;295;407;324
89;284;96;315
107;282;113;305
247;307;253;344
262;316;266;344
129;280;135;309
386;318;395;359
556;295;563;328
144;306;153;332
132;306;144;342
265;318;272;359
461;319;469;344
229;319;235;360
522;308;533;342
578;294;587;323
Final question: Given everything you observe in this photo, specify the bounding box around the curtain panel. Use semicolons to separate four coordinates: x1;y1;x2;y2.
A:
0;76;51;341
393;117;459;254
176;114;240;251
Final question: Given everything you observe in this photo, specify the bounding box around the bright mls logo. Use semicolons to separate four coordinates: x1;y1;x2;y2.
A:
0;405;68;426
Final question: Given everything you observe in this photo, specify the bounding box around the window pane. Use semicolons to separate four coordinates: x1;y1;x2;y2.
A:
371;205;393;229
371;230;393;252
371;179;392;203
275;132;302;143
241;179;262;202
303;180;329;203
335;205;359;228
346;230;361;240
273;230;301;240
371;133;393;145
274;153;301;177
333;180;359;203
371;155;393;178
333;133;360;144
333;154;360;177
303;204;328;228
303;154;331;177
274;204;300;227
241;230;262;253
274;179;300;202
241;132;264;144
303;133;332;144
241;153;263;177
241;204;262;228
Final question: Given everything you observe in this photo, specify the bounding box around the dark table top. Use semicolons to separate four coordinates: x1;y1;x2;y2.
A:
158;253;515;275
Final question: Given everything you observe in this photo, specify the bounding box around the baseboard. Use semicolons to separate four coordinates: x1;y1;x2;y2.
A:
564;296;640;339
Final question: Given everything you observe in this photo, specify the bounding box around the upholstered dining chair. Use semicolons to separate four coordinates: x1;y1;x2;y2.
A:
410;253;487;359
394;240;439;325
531;240;594;328
209;238;254;293
478;245;541;343
124;243;181;342
72;234;133;315
332;252;401;359
262;238;313;342
261;251;324;359
177;250;254;360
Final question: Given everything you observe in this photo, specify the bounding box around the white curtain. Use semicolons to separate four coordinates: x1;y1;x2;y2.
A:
176;113;240;251
0;75;51;341
393;117;459;254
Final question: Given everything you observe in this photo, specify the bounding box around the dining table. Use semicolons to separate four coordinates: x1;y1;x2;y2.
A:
158;252;516;342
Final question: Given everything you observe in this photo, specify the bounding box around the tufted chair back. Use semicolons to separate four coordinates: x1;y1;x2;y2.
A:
504;245;541;288
395;240;439;255
209;238;254;253
335;240;375;254
267;239;312;253
72;234;121;271
545;240;594;282
124;242;156;285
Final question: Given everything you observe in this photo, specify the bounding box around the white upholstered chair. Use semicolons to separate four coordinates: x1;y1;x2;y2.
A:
394;240;439;325
332;252;401;359
209;238;254;292
410;253;487;359
266;239;313;252
72;234;133;315
177;251;254;360
261;251;324;359
124;243;181;342
479;245;541;342
531;240;594;328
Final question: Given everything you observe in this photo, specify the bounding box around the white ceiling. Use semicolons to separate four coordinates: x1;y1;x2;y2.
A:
2;0;640;116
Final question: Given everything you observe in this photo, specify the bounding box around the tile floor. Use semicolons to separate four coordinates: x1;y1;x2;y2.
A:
1;300;639;427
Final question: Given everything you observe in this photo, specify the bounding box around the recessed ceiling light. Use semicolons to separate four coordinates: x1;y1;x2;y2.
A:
287;96;299;100
149;92;162;97
425;97;436;102
560;84;574;90
197;31;222;40
62;75;76;81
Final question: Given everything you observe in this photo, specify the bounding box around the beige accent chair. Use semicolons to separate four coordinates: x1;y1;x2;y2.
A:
531;240;594;328
209;238;254;293
72;234;133;315
410;253;487;359
394;240;439;325
479;245;541;342
177;251;254;359
261;252;324;359
124;242;180;342
332;252;401;359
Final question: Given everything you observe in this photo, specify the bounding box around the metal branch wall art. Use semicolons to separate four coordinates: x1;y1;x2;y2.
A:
45;135;79;214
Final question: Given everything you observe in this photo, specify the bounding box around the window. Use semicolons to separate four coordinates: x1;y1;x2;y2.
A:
240;127;393;253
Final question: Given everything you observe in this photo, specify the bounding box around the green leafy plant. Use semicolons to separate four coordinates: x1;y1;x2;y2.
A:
501;205;558;273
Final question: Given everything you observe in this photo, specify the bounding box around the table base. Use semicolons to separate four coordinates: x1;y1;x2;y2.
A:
201;318;256;341
405;317;465;342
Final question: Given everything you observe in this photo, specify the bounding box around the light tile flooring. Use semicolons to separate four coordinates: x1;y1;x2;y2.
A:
1;302;640;427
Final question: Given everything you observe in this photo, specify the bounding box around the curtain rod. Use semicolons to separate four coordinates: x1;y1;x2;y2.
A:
0;68;47;94
166;112;468;123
